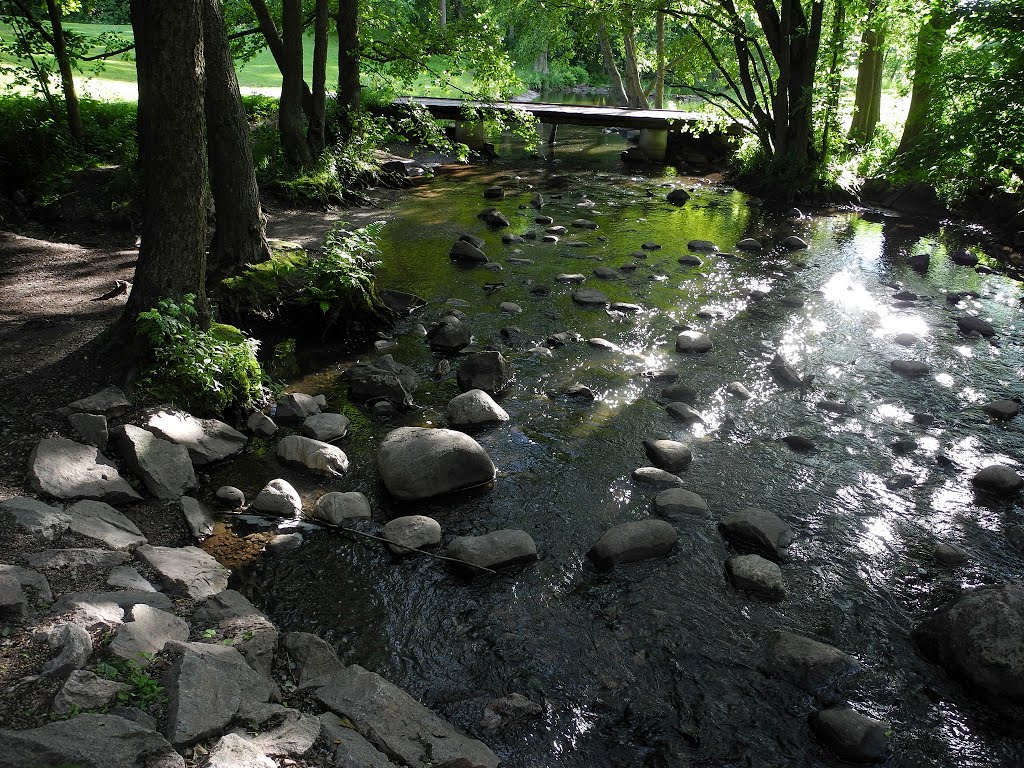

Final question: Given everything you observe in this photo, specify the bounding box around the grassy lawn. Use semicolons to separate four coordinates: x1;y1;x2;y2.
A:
0;21;488;101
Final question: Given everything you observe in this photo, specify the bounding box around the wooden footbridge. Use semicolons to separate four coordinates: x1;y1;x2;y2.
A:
389;96;739;160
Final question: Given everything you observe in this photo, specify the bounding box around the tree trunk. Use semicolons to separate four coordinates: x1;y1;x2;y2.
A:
439;0;446;29
125;0;209;321
308;0;329;156
248;0;313;118
621;22;649;109
848;16;886;143
279;0;313;167
597;20;628;107
897;7;952;156
45;0;83;142
820;0;846;159
202;0;270;283
337;0;360;117
534;46;549;76
655;11;665;109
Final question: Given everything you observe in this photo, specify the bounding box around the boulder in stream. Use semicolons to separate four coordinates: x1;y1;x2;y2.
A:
312;492;372;525
448;389;509;427
676;331;712;353
971;465;1023;496
588;519;677;569
457;350;512;394
725;554;786;600
808;707;890;764
428;315;472;354
718;507;794;561
347;355;419;408
277;435;350;477
383;515;442;555
377;427;496;501
446;529;538;571
643;439;692;473
764;631;860;692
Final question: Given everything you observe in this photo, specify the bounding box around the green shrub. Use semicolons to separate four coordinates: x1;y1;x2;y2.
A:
135;294;263;416
221;221;385;330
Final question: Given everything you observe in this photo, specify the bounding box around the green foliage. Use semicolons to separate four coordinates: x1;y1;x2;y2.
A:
0;95;136;194
96;657;167;712
222;221;384;329
516;61;593;92
136;294;263;416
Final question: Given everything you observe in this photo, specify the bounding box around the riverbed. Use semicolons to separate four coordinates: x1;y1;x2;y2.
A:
215;125;1024;767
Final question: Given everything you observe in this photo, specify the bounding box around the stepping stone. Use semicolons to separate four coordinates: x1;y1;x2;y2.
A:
447;389;509;427
652;488;709;520
135;545;229;601
145;410;247;465
377;427;495;501
972;465;1023;496
764;631;860;692
67;500;147;551
610;302;641;313
382;516;441;555
666;188;690;205
301;413;351;442
687;240;719;252
726;554;786;600
957;316;995;336
276;435;350;477
251;479;301;516
311;492;372;525
808;707;890;764
28;437;141;503
726;381;752;399
572;288;610;306
783;235;808;250
982;399;1019;420
736;238;762;251
450;239;488;263
555;273;585;284
632;467;684;489
445;530;538;571
676;331;712;353
666;402;704;424
890;360;930;377
1;496;70;540
587;519;677;569
718;507;794;561
643;439;692;472
113;425;196;500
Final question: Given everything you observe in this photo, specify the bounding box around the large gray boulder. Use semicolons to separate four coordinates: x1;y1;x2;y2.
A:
312;491;372;525
643;439;692;472
764;631;860;693
301;412;351;442
0;713;184;768
971;464;1023;496
52;669;126;715
449;239;489;263
446;529;538;571
0;575;27;619
50;591;173;633
318;712;400;767
447;389;510;427
65;386;131;417
808;707;889;764
163;641;275;748
428;315;471;354
347;355;419;407
67;500;147;550
145;410;247;465
282;632;345;688
312;665;500;768
0;563;52;603
0;496;70;540
676;331;712;353
456;351;513;394
725;554;786;600
28;437;141;503
957;315;995;337
135;545;229;600
251;478;302;517
108;604;189;663
912;584;1024;704
377;427;496;501
113;424;196;500
41;623;93;676
276;435;350;477
587;519;677;569
275;392;321;423
192;590;279;679
652;488;709;520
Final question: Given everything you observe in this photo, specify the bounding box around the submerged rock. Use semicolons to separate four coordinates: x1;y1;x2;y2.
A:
768;354;802;387
428;315;472;354
676;330;712;353
718;508;794;561
588;519;677;569
632;467;684;489
764;631;860;692
377;427;496;501
957;315;995;337
808;708;890;764
653;488;709;520
726;554;786;600
446;530;538;571
347;355;419;408
572;287;610;307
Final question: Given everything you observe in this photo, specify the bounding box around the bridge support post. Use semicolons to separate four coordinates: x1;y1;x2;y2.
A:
543;123;558;145
638;128;668;161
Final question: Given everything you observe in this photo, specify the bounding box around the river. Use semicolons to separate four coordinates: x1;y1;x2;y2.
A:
213;124;1024;767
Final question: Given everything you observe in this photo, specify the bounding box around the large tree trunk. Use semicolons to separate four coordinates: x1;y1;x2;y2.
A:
279;0;313;167
308;0;329;156
897;7;952;156
202;0;270;283
621;22;649;109
337;0;360;118
248;0;313;118
654;11;665;109
848;9;886;144
125;0;209;321
597;20;628;107
820;0;846;159
439;0;446;29
45;0;83;142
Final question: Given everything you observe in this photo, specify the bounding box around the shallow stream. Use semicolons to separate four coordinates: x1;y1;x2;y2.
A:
215;126;1024;767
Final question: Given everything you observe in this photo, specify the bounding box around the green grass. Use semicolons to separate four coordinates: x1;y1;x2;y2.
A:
1;21;489;101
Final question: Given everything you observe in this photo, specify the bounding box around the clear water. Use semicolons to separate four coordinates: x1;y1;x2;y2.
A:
217;126;1024;767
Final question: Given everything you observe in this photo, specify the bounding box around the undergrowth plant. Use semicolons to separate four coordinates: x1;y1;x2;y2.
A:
221;221;386;332
135;294;263;416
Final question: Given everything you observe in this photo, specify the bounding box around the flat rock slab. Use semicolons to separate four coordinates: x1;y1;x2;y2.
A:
52;590;174;620
114;424;196;500
764;631;860;693
982;399;1020;420
67;499;147;550
180;496;215;539
135;545;229;601
319;713;401;767
28;437;141;503
274;393;321;423
0;496;70;540
313;664;499;768
0;713;184;768
68;412;109;450
632;466;684;489
206;733;275;768
25;548;129;574
0;563;53;602
653;488;709;520
163;642;275;748
312;491;372;525
192;590;279;679
588;519;677;569
377;427;496;501
277;435;350;477
446;529;538;571
237;702;322;757
718;507;795;561
52;670;126;715
109;604;189;663
282;632;346;688
65;386;131;417
107;565;156;592
145;410;247;465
